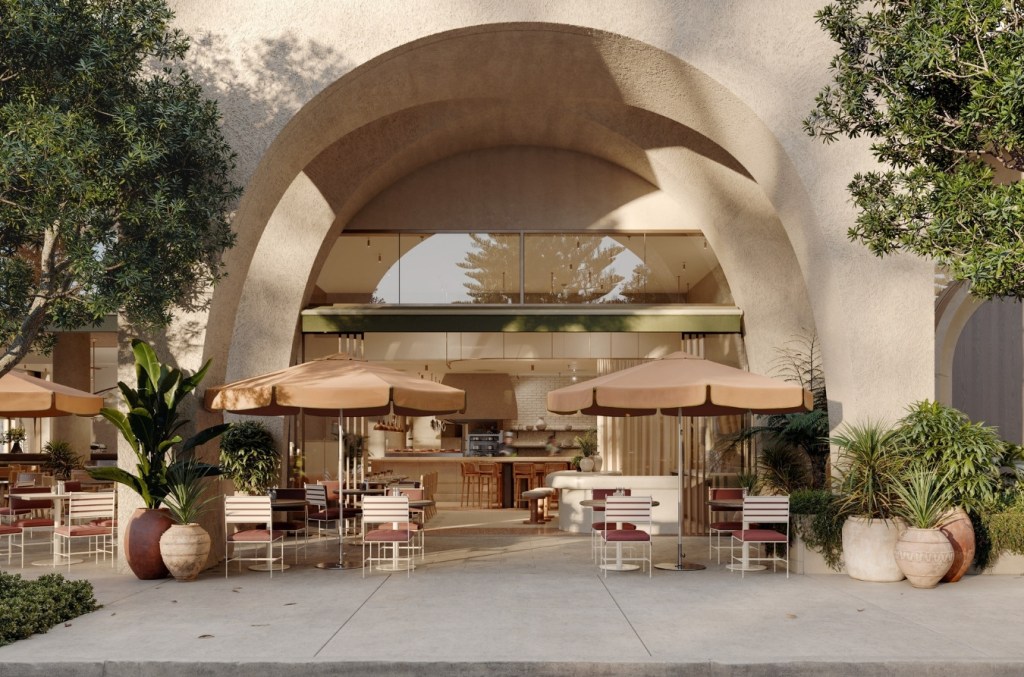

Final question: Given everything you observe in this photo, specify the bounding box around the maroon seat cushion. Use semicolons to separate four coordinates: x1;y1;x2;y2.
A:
229;529;283;543
364;529;411;542
309;508;341;520
0;525;21;535
603;529;650;542
0;507;30;516
55;525;109;537
379;522;420;531
592;521;636;531
710;521;744;531
734;529;786;543
12;518;54;528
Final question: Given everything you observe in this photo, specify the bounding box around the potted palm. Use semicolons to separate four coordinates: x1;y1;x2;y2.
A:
41;439;82;481
89;339;227;580
574;429;597;472
832;421;906;582
159;458;218;581
891;470;955;588
219;420;279;495
4;427;26;453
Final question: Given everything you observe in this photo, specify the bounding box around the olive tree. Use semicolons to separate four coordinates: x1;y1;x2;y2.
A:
805;0;1024;299
0;0;239;376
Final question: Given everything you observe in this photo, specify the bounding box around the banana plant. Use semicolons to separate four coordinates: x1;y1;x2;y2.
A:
89;339;228;509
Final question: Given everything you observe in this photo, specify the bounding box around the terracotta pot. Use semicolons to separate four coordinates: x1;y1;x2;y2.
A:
160;523;212;582
895;527;955;588
124;507;173;580
938;507;975;583
842;516;906;582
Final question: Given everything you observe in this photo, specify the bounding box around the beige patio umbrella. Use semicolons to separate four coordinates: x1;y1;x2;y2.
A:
205;353;466;569
547;351;812;571
0;370;103;418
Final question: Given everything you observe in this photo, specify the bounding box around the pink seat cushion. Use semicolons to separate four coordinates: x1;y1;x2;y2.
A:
379;522;420;531
0;525;21;535
309;508;341;520
592;522;636;531
0;508;30;516
12;518;54;528
55;525;109;537
90;519;118;527
734;529;787;543
229;529;283;543
710;521;744;531
603;529;650;542
364;529;411;542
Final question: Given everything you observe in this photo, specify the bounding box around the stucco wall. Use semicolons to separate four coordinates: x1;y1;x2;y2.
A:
161;1;934;441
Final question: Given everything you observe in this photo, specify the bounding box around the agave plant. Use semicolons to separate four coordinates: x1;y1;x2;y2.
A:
89;339;227;509
164;458;219;525
831;421;904;519
891;470;953;530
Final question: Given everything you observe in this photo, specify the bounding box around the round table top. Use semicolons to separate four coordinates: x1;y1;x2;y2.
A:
270;498;307;509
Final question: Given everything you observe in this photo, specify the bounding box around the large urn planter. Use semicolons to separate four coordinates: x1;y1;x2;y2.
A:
894;527;955;588
160;523;212;581
938;507;975;583
842;516;906;582
124;508;174;580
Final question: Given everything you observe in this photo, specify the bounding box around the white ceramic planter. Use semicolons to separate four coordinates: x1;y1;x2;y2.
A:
159;523;212;582
894;527;954;589
842;516;906;582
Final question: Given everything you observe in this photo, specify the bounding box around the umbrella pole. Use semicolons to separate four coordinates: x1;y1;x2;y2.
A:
317;412;361;570
654;414;705;572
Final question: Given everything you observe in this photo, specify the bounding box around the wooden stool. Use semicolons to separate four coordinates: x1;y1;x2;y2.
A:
476;462;502;508
460;462;480;507
512;463;535;508
522;488;554;524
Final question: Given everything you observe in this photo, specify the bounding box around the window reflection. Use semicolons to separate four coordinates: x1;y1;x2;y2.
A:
325;232;716;305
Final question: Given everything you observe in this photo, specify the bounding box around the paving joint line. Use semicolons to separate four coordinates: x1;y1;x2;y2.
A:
313;576;387;657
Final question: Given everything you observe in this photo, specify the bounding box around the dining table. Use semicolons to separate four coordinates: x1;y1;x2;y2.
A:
581;497;660;572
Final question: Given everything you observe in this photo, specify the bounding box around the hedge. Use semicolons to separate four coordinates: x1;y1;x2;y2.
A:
0;572;98;647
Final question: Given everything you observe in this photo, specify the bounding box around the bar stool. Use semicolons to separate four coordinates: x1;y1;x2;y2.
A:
542;462;569;509
476;462;502;508
512;463;535;508
460;461;481;508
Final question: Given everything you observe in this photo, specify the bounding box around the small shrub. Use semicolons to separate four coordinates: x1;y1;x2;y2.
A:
789;489;846;572
0;573;98;647
219;420;279;495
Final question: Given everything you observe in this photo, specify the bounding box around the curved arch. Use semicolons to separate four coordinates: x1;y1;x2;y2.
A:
934;281;983;405
208;23;825;390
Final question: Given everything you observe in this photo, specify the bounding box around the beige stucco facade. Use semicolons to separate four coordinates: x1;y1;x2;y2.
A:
97;1;939;568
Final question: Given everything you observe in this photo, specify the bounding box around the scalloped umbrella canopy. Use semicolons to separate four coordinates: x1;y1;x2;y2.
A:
0;370;103;417
547;351;813;416
204;353;466;417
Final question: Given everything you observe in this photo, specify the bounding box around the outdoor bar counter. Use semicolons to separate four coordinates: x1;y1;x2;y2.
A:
371;455;575;506
547;471;679;535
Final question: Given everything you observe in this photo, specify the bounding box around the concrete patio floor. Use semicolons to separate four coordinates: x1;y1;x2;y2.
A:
1;508;1022;676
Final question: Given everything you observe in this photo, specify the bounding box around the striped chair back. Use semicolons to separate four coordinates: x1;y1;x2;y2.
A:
604;495;651;523
740;495;790;525
592;488;630;513
362;495;409;528
224;495;272;525
65;492;115;523
305;483;328;510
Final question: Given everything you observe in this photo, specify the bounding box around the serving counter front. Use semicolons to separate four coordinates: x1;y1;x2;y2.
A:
547;472;680;535
371;455;575;507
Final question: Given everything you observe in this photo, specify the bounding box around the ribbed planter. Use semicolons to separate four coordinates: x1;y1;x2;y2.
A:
124;508;173;580
842;516;906;582
895;527;955;589
938;507;975;583
160;524;212;582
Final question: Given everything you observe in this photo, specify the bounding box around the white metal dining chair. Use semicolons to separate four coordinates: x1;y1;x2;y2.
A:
361;495;413;577
730;495;790;578
224;495;284;577
599;495;652;577
53;492;116;570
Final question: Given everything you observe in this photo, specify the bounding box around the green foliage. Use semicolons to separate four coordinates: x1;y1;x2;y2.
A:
219;420;279;495
3;427;25;444
574;429;598;457
736;471;759;495
0;0;239;376
790;489;847;571
41;439;82;480
164;458;217;524
805;1;1024;299
0;573;98;647
890;470;954;529
832;421;904;519
892;400;1003;514
758;446;811;495
89;339;225;508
